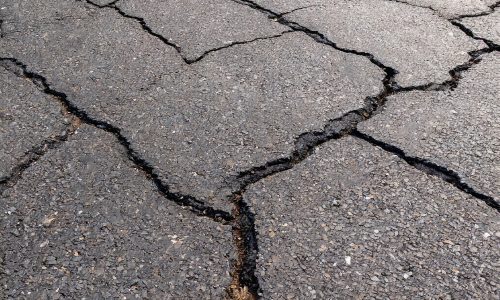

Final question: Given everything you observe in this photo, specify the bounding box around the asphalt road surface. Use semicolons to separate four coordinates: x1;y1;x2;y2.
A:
1;0;499;299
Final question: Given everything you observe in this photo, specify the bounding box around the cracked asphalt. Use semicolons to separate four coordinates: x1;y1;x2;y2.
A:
0;0;498;299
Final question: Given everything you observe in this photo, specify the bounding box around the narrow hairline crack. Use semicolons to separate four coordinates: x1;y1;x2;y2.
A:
185;30;293;64
352;130;499;211
0;57;233;224
452;0;500;20
383;0;440;15
384;0;499;20
78;0;289;65
229;0;398;77
0;112;81;195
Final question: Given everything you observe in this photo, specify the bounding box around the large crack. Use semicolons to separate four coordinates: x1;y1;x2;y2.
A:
222;1;500;297
4;1;499;298
0;57;233;224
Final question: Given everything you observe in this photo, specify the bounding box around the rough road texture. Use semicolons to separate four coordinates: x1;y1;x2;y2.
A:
0;0;499;299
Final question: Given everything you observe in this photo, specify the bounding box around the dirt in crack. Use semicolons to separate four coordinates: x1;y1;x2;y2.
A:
221;18;500;296
228;193;260;300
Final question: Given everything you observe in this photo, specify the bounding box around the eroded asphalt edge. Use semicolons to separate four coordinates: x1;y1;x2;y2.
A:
0;0;498;298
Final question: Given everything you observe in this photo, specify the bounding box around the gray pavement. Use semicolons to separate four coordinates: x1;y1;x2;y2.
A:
359;52;500;199
244;137;499;299
0;67;69;181
1;0;499;299
460;9;500;44
1;125;233;299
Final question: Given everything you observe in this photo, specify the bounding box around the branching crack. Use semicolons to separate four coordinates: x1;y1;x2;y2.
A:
384;0;500;50
78;0;290;65
218;11;498;297
6;2;499;298
0;57;233;224
352;130;499;211
230;0;398;77
224;0;500;297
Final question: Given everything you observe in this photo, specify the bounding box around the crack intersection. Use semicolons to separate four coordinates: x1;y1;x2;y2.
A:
79;0;290;65
0;57;233;224
2;1;499;298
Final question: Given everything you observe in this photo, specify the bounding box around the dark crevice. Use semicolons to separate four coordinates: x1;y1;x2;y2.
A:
0;19;4;38
219;8;499;294
8;2;499;298
352;130;499;212
228;193;259;300
230;46;496;196
224;65;396;299
0;57;233;224
225;0;500;297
